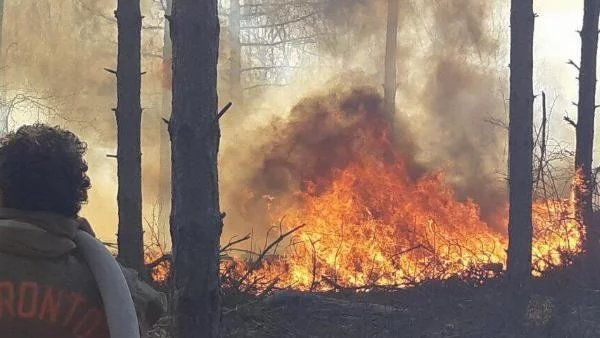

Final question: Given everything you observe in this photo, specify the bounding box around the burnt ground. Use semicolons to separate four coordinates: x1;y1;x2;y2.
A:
219;270;600;338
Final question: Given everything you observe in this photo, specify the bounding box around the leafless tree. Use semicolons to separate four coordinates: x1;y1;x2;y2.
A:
574;0;600;283
112;0;145;274
0;0;7;134
229;0;242;105
506;0;534;292
168;0;223;335
225;0;323;100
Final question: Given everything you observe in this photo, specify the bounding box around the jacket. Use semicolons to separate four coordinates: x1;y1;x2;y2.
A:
0;208;110;338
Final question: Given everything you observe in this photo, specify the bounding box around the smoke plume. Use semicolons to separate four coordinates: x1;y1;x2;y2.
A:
219;0;509;240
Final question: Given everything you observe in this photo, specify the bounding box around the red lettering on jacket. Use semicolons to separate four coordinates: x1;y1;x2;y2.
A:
0;282;14;318
17;281;39;318
0;281;108;337
62;292;85;327
38;286;63;323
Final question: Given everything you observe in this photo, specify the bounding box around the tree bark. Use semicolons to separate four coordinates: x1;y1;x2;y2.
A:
506;0;534;291
384;0;398;122
169;0;222;335
229;0;242;106
115;0;144;274
576;0;600;283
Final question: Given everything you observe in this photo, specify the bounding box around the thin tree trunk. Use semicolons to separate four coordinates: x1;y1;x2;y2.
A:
384;0;398;122
159;0;173;230
229;0;242;106
0;0;7;134
576;0;600;283
115;0;144;274
506;0;534;291
169;0;222;335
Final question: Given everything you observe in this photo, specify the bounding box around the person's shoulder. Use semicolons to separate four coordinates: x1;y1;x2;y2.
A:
0;248;103;298
0;251;109;337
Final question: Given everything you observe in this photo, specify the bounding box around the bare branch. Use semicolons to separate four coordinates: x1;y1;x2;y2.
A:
241;65;301;73
216;102;233;121
564;116;577;128
145;254;172;269
241;12;317;30
221;233;252;253
568;59;581;71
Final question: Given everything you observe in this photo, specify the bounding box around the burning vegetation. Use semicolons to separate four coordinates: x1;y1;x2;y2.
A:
216;87;583;294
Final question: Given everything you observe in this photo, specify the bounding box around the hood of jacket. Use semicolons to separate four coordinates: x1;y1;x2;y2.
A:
0;208;79;258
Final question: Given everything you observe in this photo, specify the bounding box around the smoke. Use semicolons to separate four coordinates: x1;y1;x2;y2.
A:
2;0;167;240
252;86;421;193
218;0;509;240
1;0;509;243
414;0;508;220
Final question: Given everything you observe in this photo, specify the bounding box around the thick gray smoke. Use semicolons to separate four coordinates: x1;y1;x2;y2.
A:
218;0;509;240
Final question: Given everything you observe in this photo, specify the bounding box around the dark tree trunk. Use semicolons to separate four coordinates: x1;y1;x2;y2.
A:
506;0;534;290
229;0;242;106
115;0;144;274
159;0;173;228
169;0;222;335
576;0;600;282
384;0;398;122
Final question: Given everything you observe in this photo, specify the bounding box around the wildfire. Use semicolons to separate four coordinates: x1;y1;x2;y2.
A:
245;159;582;291
220;88;584;292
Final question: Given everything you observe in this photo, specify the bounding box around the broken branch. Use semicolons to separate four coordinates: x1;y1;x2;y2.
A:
215;102;233;121
564;116;577;128
567;59;580;71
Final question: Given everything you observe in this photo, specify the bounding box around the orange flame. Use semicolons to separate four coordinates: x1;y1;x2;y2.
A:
244;157;583;291
145;252;171;284
230;121;584;291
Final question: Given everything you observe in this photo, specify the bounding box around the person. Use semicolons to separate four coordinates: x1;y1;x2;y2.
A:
0;124;164;337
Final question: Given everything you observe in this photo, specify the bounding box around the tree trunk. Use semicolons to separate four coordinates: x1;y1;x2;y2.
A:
506;0;534;291
0;0;7;134
169;0;222;335
159;0;173;231
576;0;600;283
229;0;242;106
384;0;398;123
115;0;144;274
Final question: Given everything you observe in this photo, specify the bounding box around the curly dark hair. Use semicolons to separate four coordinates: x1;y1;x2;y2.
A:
0;124;91;217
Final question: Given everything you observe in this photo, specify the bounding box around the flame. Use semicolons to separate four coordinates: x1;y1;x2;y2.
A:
146;87;584;290
231;111;584;292
214;88;584;292
247;159;582;291
145;252;171;284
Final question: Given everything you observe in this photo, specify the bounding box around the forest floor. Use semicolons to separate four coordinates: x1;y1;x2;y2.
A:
218;267;600;338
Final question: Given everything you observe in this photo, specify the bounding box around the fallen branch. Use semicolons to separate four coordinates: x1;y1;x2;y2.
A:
239;223;305;286
146;254;173;270
221;233;252;253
